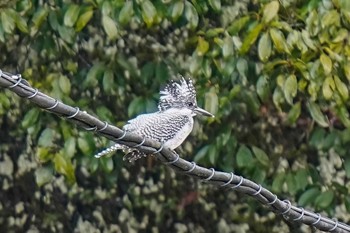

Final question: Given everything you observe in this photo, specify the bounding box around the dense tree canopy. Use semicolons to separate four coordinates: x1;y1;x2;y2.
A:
0;0;350;232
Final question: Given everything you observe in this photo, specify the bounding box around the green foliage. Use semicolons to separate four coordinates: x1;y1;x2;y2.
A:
1;0;350;232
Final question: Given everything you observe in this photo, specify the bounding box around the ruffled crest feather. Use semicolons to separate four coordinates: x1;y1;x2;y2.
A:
158;76;197;111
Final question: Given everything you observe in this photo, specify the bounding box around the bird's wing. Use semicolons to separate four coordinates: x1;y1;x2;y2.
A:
123;113;157;132
123;112;191;142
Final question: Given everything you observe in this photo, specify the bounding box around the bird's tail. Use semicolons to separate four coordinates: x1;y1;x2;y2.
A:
94;143;128;158
94;143;147;162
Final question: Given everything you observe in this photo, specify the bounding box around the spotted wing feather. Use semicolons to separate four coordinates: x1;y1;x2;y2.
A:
123;111;192;149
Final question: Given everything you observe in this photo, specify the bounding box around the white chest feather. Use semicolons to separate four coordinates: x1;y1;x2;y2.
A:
163;116;194;149
123;108;194;149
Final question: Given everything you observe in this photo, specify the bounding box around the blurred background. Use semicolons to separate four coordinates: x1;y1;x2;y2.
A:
0;0;350;232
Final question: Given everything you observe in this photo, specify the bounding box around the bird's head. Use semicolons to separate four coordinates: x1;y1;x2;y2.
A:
158;77;214;117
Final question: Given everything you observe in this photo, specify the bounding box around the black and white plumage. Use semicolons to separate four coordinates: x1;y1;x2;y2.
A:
94;77;214;162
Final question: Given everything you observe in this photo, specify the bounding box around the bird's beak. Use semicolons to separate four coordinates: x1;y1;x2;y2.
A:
194;107;215;117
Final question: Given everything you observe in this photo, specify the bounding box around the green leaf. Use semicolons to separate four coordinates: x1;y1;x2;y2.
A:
236;145;253;167
59;75;71;94
156;61;169;81
119;1;133;25
323;132;337;150
54;152;76;183
64;4;80;27
315;190;334;209
219;129;232;147
189;53;203;74
295;169;309;191
207;28;224;38
262;1;279;23
332;28;348;43
205;87;218;116
36;147;54;163
141;62;155;81
321;10;340;28
258;32;272;62
307;102;329;127
58;25;75;44
256;75;270;102
222;36;233;58
286;173;297;194
202;59;212;78
345;196;350;212
298;187;320;206
101;2;112;16
100;157;114;173
340;0;350;11
272;173;285;192
0;93;10;114
103;69;114;94
208;0;221;11
270;28;290;54
128;97;144;117
89;157;99;173
221;57;236;76
194;145;210;163
273;87;284;111
252;146;269;167
145;98;157;112
208;145;218;164
309;127;326;150
252;168;266;184
196;37;209;56
0;23;4;42
35;167;53;187
345;158;350;178
141;0;156;27
84;64;104;88
22;108;40;128
184;1;199;29
240;23;263;54
335;106;350;128
63;138;76;158
227;15;250;35
344;63;350;81
78;136;92;154
320;54;332;75
236;58;248;78
287;102;301;124
1;10;15;33
38;128;55;147
308;82;318;100
117;55;138;78
171;1;184;22
32;7;49;29
15;14;29;33
301;30;317;51
334;75;349;100
283;74;297;105
75;8;93;32
102;15;118;40
322;76;335;100
242;91;260;116
48;11;59;30
276;74;285;87
96;106;113;122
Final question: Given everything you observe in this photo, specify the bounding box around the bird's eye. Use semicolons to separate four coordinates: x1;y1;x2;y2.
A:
187;102;194;107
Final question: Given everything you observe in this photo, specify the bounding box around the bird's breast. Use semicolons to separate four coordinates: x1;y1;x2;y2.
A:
163;117;194;149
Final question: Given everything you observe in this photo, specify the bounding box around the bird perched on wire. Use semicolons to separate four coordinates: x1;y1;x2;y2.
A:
95;77;214;162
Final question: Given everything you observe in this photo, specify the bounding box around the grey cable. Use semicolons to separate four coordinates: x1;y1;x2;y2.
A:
0;70;349;233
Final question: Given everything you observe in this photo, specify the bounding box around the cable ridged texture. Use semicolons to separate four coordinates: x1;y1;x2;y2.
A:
0;70;349;233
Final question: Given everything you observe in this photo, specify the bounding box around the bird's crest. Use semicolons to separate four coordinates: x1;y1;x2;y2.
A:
158;76;197;111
